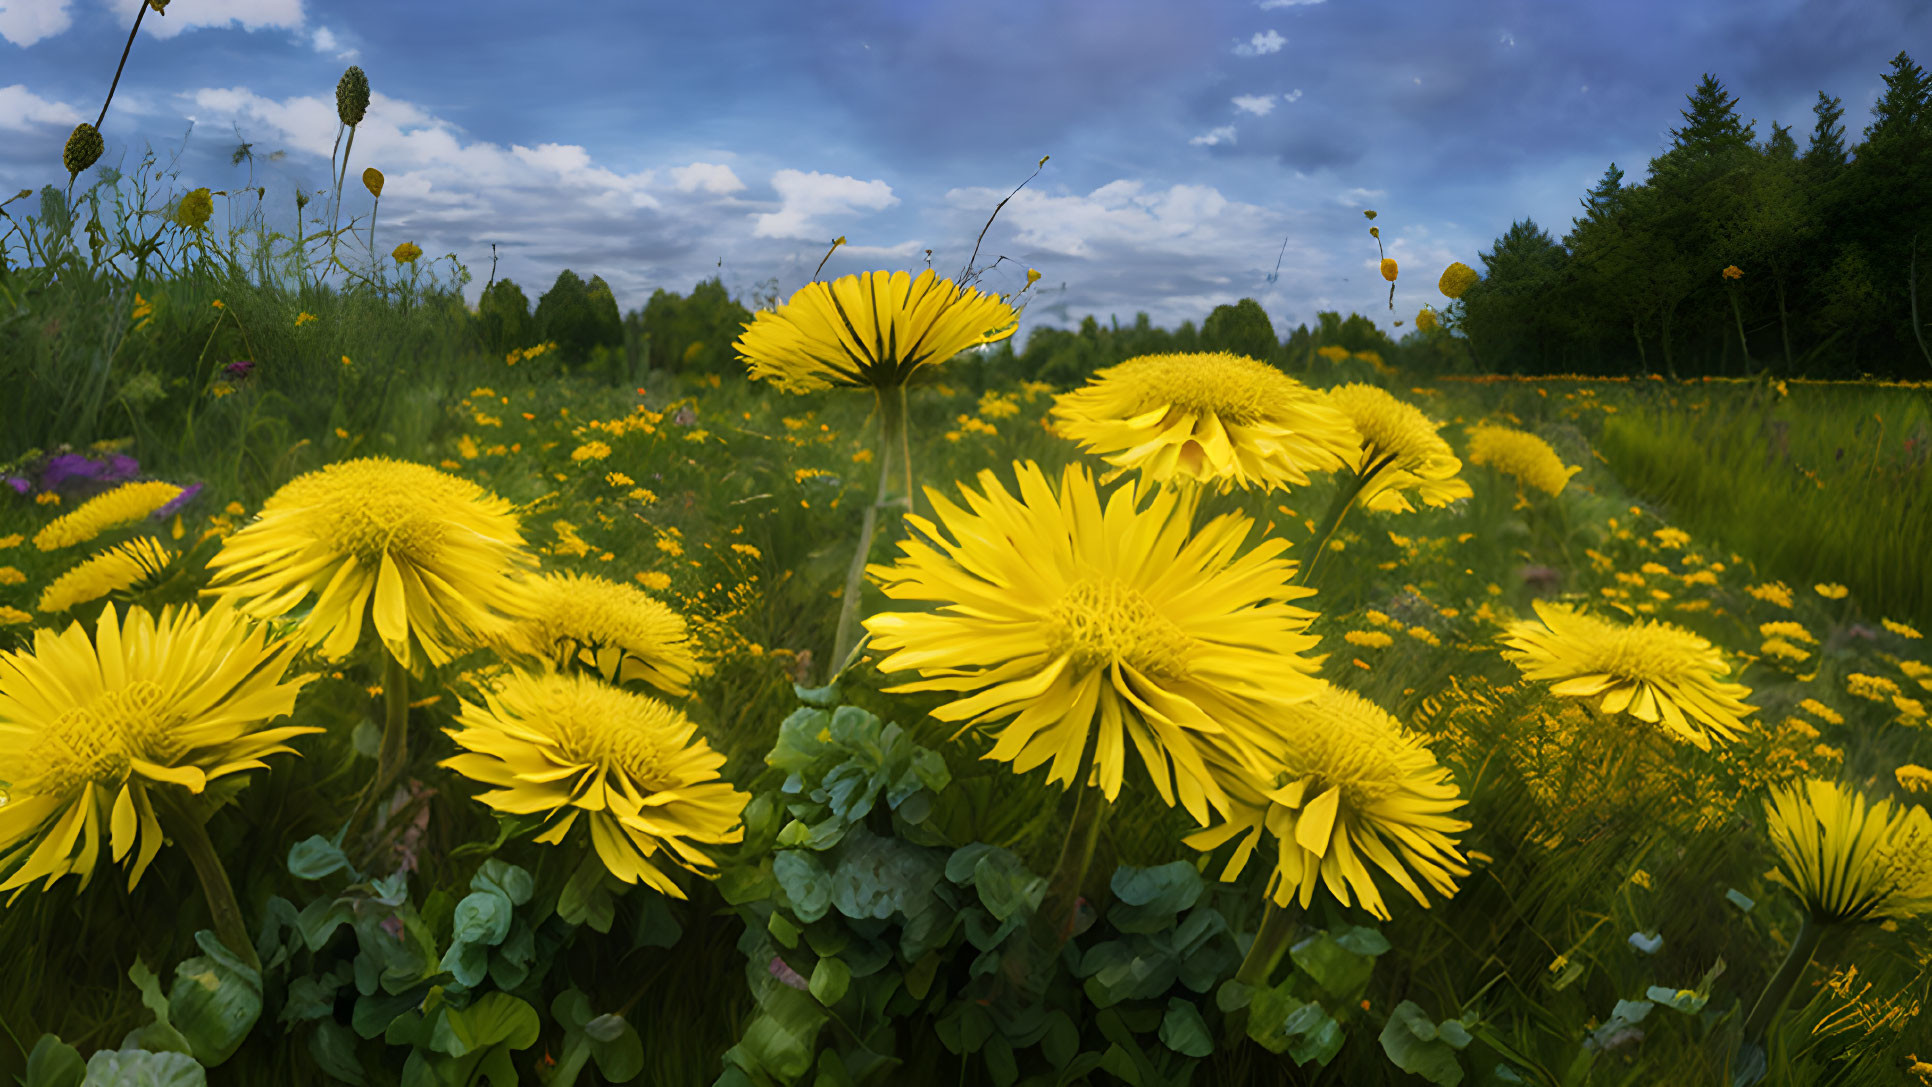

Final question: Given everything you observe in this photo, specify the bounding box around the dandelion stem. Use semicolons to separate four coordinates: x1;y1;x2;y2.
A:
375;649;410;800
1234;899;1299;988
95;1;150;132
1741;916;1825;1045
156;791;261;973
1299;452;1395;587
825;386;907;683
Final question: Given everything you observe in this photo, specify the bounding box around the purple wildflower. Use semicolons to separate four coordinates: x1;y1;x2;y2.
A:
153;481;204;519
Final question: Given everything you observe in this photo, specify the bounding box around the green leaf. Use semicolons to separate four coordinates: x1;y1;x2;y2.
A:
23;1034;85;1087
440;939;489;990
1248;985;1343;1067
451;889;513;946
166;930;264;1067
307;1020;367;1085
1041;1010;1079;1069
430;992;540;1059
809;957;851;1006
1111;862;1204;912
1289;929;1381;999
830;830;944;921
774;850;833;923
768;911;801;949
588;1018;644;1083
79;1049;207;1087
125;959;194;1056
1158;999;1213;1058
470;860;534;907
288;835;356;881
1646;985;1710;1014
1587;999;1652;1050
792;681;842;707
558;854;618;932
1379;1000;1466;1086
966;848;1045;922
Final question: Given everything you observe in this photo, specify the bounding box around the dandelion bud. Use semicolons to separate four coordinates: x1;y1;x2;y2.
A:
1380;258;1399;283
363;168;384;199
1026;268;1042;287
1438;262;1479;299
174;188;214;232
392;241;423;265
336;66;371;127
63;123;104;177
1369;226;1379;238
1364;209;1377;220
144;0;169;12
295;189;310;211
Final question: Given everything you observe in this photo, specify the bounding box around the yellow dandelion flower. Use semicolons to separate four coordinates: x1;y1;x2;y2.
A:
1883;619;1923;640
32;481;185;552
1760;621;1815;644
201;458;538;673
1721;265;1744;280
1815;583;1849;600
0;606;29;624
1761;638;1810;663
37;538;174;614
1501;600;1756;750
1799;699;1844;726
1763;778;1932;924
861;461;1326;824
570;441;612;462
0;535;23;550
1747;581;1794;608
1185;683;1468;920
0;602;319;898
1344;630;1393;649
1415;308;1438;333
0;567;21;586
1048;352;1359;492
1324;384;1473;513
1315;345;1352;363
1897;765;1932;793
392;241;423;265
484;571;697;697
1653;527;1691;549
174;188;213;232
295;311;317;327
736;269;1018;393
1464;424;1580;496
441;670;746;897
1438;262;1479;299
634;571;672;592
1847;674;1902;702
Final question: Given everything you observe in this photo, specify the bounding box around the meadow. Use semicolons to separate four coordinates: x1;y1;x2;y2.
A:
1;66;1930;1087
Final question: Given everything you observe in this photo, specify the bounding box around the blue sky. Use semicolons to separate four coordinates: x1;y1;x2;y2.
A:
2;0;1926;339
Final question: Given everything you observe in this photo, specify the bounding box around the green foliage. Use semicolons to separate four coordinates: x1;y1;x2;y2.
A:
1199;298;1278;363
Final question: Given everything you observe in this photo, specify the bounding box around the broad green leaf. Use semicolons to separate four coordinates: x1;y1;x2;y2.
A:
1379;1000;1466;1086
288;835;355;881
167;931;263;1067
809;957;851;1006
23;1034;85;1087
1159;999;1213;1058
79;1049;206;1087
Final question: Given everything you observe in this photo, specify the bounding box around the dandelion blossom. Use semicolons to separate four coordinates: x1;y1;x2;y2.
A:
1465;424;1580;496
736;269;1019;393
1415;308;1439;333
201;457;538;672
1380;258;1399;283
1501;600;1756;750
1186;684;1468;920
0;602;318;899
1048;352;1359;492
440;669;746;896
33;481;185;552
37;538;173;614
861;461;1326;824
484;571;697;697
1763;778;1932;924
1324;384;1473;513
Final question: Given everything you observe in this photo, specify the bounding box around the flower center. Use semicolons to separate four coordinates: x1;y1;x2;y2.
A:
1283;717;1403;807
1114;353;1308;425
31;680;176;794
1046;578;1192;678
1588;623;1711;683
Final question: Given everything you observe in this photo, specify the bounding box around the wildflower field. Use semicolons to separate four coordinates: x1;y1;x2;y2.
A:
3;34;1932;1087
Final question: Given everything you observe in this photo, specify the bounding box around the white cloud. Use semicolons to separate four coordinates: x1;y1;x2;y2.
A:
1232;29;1285;56
0;85;85;131
670;162;746;194
752;169;897;239
1189;125;1237;147
1232;94;1275;117
104;0;304;40
308;25;356;59
1500;31;1516;46
1284;88;1303;103
0;0;73;47
1258;0;1324;7
1334;187;1385;209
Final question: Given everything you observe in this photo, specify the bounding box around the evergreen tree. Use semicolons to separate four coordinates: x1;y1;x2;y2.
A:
475;277;531;357
1656;73;1757;174
1864;51;1931;143
1200;297;1279;362
1568;163;1625;244
1803;91;1849;174
1763;121;1798;160
534;269;599;368
585;275;625;352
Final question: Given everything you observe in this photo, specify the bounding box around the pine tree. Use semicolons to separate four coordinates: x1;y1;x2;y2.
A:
1763;121;1798;160
1804;91;1849;173
1659;74;1756;168
1574;163;1625;231
1864;51;1931;144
